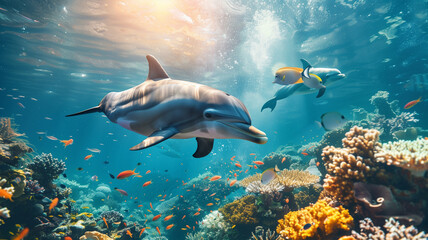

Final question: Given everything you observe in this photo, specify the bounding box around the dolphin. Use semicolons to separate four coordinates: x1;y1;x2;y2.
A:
261;59;345;112
67;55;268;158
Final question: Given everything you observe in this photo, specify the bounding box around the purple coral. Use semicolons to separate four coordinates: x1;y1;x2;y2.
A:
27;153;66;187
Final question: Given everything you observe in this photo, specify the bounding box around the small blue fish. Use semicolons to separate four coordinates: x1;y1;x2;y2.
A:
303;223;314;230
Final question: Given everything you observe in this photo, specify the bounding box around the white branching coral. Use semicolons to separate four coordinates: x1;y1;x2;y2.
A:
189;210;232;240
375;138;428;175
245;181;285;194
0;207;10;219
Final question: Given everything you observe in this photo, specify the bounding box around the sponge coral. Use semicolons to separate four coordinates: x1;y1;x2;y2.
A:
219;195;258;226
276;200;353;240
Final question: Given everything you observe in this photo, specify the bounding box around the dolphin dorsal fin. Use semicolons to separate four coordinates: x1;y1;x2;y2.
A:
146;55;170;81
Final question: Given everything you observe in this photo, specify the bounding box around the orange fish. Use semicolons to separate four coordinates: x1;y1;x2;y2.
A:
166;224;174;230
230;155;236;160
126;230;132;238
117;168;140;179
206;203;213;206
235;163;242;168
203;176;209;180
316;162;320;167
234;173;237;177
156;226;161;236
281;157;286;163
64;237;72;240
210;176;221;181
60;139;73;147
203;187;210;191
0;189;13;201
49;198;58;213
139;228;145;237
138;205;143;207
285;198;289;204
164;214;174;221
254;165;258;169
12;227;29;240
84;154;93;160
301;152;308;156
143;180;152;187
404;97;421;109
229;179;237;187
145;170;151;174
245;169;248;173
103;217;108;229
150;202;153;209
210;193;216;197
194;212;200;216
182;215;186;220
253;161;264;165
186;225;191;229
250;153;256;155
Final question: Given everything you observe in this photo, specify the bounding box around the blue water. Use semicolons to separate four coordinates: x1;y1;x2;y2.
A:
0;0;427;239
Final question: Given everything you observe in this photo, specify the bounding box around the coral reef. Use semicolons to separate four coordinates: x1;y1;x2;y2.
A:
276;200;353;240
348;217;428;240
219;195;258;226
0;118;32;166
259;152;293;172
294;185;323;210
375;138;428;176
240;169;319;193
27;153;66;188
79;231;113;240
0;177;14;201
251;226;280;240
99;210;124;225
191;210;233;240
320;126;384;205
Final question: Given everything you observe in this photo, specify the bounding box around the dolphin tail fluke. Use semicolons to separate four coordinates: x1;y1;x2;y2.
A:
316;87;326;98
193;138;214;158
66;106;101;117
261;98;277;112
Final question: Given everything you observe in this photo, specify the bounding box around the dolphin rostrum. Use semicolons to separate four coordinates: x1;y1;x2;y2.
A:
67;55;268;158
261;59;345;112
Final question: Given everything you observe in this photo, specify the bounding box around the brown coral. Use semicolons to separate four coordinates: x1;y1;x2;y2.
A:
320;126;383;205
219;195;259;226
0;118;24;142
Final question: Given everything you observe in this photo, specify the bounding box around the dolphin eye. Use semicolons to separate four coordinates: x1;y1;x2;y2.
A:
225;93;230;96
204;112;212;119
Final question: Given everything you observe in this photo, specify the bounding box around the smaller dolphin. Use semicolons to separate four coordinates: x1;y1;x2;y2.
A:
261;59;345;112
67;55;268;158
301;60;326;98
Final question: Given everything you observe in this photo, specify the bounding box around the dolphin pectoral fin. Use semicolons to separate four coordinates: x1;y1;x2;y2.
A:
130;128;178;151
146;55;170;81
316;87;326;98
261;98;277;112
193;138;214;158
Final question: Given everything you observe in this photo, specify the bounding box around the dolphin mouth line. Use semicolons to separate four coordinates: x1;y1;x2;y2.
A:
329;72;346;78
219;121;268;144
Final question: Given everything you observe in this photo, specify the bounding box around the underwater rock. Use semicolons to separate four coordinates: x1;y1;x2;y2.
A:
353;182;423;226
27;153;66;188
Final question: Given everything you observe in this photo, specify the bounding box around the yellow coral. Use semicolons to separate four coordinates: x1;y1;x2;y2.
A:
277;200;353;240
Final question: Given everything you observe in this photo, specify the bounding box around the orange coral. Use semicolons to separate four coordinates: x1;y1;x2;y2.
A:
276;200;353;240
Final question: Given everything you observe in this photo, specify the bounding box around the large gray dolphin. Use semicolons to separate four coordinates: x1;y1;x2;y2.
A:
261;59;345;112
67;55;268;158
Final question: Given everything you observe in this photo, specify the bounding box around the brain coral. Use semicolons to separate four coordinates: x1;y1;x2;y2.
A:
219;195;258;226
276;200;353;240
